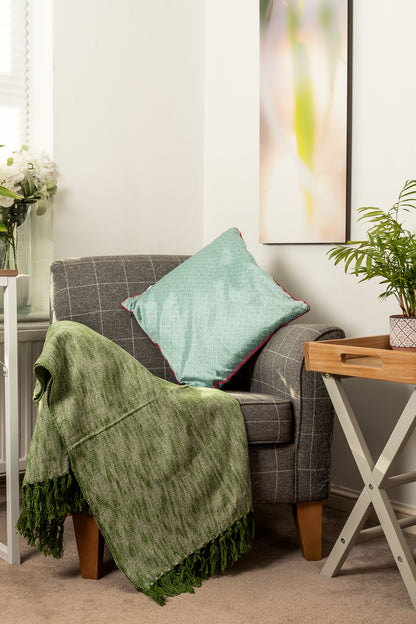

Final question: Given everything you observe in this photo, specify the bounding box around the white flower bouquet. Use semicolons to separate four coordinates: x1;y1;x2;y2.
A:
0;144;57;270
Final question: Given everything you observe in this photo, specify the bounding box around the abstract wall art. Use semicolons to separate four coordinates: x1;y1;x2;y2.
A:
260;0;352;243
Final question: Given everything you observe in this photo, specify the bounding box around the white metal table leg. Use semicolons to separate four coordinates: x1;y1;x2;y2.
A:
321;374;416;608
0;274;20;565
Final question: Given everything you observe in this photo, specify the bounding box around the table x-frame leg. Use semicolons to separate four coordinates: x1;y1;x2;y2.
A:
321;374;416;609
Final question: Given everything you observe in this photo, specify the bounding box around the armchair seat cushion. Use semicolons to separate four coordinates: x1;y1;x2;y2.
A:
227;391;293;444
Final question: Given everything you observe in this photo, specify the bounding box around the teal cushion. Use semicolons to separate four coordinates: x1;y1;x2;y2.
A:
122;228;309;388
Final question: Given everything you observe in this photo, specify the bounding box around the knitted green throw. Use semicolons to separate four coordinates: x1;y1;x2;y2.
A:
17;321;254;605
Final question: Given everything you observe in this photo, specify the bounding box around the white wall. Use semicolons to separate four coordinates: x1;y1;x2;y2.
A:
50;0;416;507
204;0;416;507
52;0;205;259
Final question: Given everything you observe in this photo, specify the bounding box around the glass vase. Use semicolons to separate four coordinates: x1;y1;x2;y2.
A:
0;206;32;314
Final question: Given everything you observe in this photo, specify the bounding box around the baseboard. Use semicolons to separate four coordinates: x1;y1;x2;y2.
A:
327;484;416;535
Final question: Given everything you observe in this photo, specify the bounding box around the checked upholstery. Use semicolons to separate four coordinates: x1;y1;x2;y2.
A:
50;255;343;505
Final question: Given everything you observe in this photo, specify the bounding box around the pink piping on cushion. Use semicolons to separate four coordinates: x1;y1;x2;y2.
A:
215;301;310;389
148;339;184;385
121;294;141;310
273;278;310;307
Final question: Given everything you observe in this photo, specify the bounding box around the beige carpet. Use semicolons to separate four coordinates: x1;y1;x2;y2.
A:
1;501;416;624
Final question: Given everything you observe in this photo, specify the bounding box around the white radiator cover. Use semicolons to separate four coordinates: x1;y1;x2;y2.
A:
0;322;48;475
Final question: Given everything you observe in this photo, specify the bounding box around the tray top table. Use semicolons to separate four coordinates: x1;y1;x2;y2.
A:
304;335;416;610
304;334;416;384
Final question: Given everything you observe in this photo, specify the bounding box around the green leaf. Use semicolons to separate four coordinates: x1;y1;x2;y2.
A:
344;250;358;272
0;186;22;200
357;208;383;218
35;200;48;216
46;178;57;190
354;252;365;276
0;221;7;232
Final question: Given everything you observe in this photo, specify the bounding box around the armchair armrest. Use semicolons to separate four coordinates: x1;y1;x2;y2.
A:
245;323;344;398
231;323;345;502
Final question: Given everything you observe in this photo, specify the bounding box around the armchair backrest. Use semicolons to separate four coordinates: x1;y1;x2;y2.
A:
50;255;188;383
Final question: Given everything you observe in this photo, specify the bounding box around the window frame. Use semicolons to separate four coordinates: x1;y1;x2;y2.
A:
0;0;29;150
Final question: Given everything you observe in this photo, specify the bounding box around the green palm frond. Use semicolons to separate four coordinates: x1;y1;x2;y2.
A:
328;180;416;317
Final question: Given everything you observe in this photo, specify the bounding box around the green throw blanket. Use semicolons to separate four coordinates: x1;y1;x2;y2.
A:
17;321;254;604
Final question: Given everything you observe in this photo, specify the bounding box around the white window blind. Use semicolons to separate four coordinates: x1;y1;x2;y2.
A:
0;0;28;150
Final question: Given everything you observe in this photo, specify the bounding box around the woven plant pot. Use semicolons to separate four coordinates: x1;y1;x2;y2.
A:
390;315;416;351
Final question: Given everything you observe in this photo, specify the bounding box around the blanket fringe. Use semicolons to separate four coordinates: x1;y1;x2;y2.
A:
143;508;255;606
16;474;254;606
16;472;86;558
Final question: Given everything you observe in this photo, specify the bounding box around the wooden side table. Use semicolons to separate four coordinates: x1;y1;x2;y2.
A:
0;270;19;565
304;335;416;610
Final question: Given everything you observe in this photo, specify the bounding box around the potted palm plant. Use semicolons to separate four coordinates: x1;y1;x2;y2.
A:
328;179;416;351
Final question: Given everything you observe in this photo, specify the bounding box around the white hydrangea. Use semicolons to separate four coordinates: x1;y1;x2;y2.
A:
0;162;24;208
0;144;57;221
11;148;55;182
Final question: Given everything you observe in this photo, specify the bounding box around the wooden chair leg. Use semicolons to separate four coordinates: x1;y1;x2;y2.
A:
292;500;322;561
72;512;104;579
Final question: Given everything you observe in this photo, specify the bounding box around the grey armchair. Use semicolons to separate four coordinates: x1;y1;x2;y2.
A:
49;255;344;578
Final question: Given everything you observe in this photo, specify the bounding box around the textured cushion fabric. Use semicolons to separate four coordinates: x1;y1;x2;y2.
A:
122;228;309;388
226;392;293;444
